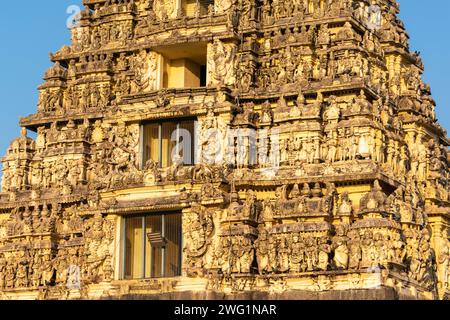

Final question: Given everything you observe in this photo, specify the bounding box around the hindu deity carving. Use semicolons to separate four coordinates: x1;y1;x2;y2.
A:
198;103;228;165
332;225;349;270
359;180;388;212
129;50;158;94
208;39;237;87
254;229;271;274
215;234;255;275
215;0;234;14
83;213;115;283
437;239;449;292
183;206;215;274
153;0;177;20
0;0;448;301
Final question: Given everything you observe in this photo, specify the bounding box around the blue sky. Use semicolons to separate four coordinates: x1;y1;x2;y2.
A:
0;0;449;157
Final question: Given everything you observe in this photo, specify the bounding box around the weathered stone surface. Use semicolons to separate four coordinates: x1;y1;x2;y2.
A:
102;287;401;301
0;0;448;300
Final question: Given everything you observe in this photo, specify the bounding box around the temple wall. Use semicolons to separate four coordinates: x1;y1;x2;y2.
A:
0;0;448;300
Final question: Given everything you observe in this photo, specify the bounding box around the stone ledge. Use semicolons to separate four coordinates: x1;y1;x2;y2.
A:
99;287;402;300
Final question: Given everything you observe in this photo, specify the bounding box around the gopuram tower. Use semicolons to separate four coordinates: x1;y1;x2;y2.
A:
0;0;449;300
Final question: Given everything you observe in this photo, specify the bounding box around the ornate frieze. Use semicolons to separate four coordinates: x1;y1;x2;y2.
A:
0;0;448;300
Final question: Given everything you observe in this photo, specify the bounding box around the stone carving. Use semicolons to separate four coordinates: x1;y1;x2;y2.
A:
83;213;115;283
183;205;215;274
215;234;255;275
208;39;237;87
153;0;177;20
144;159;162;185
272;183;336;218
360;180;388;212
0;0;448;301
333;225;349;270
215;0;234;14
437;239;449;293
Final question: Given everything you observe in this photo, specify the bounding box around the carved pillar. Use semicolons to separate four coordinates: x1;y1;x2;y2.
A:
428;216;450;298
113;215;123;281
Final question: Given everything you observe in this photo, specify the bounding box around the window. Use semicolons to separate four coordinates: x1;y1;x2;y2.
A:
142;119;196;168
154;42;208;89
162;58;207;88
124;212;182;279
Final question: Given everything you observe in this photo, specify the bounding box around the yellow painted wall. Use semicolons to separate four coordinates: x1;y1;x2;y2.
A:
166;58;201;88
183;58;201;87
167;59;185;88
183;0;197;17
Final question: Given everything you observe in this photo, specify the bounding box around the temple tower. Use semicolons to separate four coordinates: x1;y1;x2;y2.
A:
0;0;449;300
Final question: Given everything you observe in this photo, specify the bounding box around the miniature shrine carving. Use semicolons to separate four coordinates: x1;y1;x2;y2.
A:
0;0;448;300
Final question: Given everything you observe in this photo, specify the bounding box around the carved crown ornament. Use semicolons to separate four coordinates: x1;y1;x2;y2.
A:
0;0;449;300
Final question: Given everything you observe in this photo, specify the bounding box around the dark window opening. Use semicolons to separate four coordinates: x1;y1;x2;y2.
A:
155;43;208;89
200;65;207;87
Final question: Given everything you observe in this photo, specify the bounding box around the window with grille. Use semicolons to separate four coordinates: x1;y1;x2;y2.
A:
142;119;197;168
123;212;182;279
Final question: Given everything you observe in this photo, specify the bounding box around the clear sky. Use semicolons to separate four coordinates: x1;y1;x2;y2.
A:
0;0;449;158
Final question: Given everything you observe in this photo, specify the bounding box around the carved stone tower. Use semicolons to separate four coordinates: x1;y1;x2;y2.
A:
0;0;449;300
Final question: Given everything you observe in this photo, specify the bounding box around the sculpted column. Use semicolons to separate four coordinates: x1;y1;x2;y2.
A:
428;220;450;298
176;0;183;17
